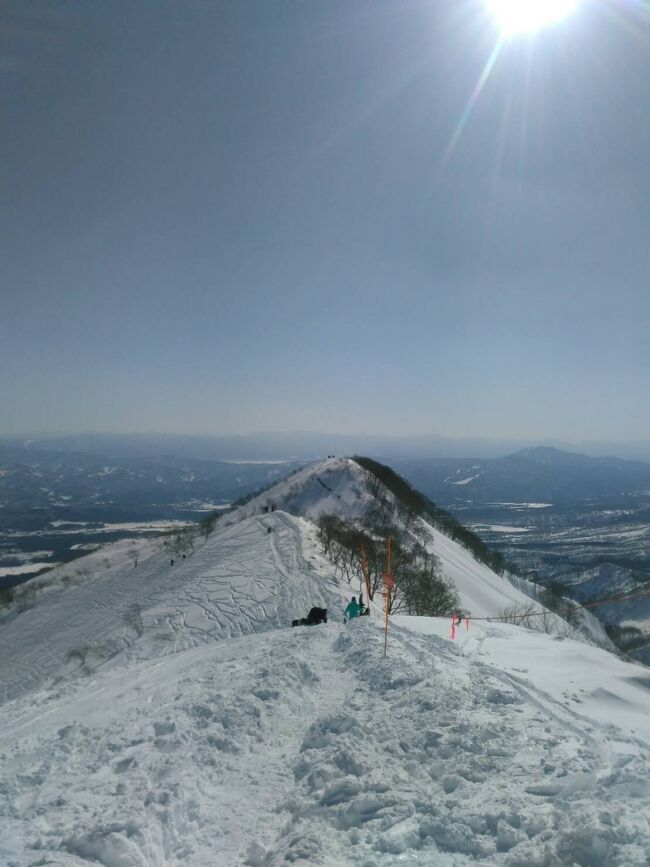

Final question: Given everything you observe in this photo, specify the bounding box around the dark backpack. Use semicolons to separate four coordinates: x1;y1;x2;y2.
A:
292;607;328;627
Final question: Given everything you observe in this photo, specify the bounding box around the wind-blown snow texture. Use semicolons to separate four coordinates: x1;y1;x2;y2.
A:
1;459;649;865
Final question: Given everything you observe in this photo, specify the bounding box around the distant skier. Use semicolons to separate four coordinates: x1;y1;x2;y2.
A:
345;596;361;622
170;559;174;567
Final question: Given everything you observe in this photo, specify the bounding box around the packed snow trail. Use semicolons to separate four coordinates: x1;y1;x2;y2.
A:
0;623;356;866
2;616;650;866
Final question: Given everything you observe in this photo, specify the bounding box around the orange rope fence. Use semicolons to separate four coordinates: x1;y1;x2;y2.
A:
469;586;650;624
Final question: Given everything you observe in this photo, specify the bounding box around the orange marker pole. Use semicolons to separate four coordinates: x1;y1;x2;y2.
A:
360;544;372;608
383;535;394;658
384;589;390;657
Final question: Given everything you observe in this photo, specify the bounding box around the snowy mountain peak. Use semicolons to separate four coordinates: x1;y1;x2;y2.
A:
231;456;371;522
227;456;610;645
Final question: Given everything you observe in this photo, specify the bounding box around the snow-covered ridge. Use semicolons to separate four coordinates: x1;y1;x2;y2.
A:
228;458;608;644
0;457;609;706
1;457;649;865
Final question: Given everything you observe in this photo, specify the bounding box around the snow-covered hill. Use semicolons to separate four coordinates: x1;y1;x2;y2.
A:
231;458;610;643
0;510;341;705
1;458;649;865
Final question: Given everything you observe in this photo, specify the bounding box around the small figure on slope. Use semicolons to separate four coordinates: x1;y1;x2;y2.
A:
344;596;361;623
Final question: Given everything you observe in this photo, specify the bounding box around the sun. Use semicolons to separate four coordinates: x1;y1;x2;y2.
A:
483;0;580;35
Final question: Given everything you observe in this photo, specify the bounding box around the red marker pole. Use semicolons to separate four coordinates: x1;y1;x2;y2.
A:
360;544;372;611
383;536;394;658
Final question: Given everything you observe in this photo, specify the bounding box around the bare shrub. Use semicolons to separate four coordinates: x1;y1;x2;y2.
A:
316;512;460;616
200;512;220;540
14;584;37;613
398;562;460;617
0;586;15;610
61;570;90;589
498;602;540;629
497;602;576;638
167;527;195;556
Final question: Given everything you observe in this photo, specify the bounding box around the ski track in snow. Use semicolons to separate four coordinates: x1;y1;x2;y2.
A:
1;459;650;866
0;510;342;706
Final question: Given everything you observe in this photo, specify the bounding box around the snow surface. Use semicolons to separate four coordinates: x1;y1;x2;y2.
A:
232;459;573;626
0;512;342;705
1;458;649;865
0;562;60;579
488;503;553;509
473;525;532;534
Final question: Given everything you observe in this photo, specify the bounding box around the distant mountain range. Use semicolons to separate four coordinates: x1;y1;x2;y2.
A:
3;441;649;659
0;441;302;532
4;439;650;521
394;447;650;505
5;431;650;462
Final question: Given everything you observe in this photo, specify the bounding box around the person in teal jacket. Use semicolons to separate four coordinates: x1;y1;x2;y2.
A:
345;596;361;622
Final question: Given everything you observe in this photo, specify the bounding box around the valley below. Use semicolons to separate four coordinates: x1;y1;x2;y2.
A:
0;442;302;588
390;449;650;663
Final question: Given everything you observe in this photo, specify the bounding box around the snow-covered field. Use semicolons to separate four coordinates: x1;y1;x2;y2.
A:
1;459;649;865
0;561;60;579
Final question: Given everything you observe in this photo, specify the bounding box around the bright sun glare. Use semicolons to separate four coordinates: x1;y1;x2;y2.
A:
483;0;580;35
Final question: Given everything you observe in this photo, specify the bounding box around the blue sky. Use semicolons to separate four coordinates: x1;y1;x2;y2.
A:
2;0;649;441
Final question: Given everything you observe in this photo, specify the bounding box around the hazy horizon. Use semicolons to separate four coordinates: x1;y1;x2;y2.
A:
3;425;650;442
3;1;649;441
4;427;650;464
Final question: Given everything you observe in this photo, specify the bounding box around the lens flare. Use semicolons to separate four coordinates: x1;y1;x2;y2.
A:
484;0;580;35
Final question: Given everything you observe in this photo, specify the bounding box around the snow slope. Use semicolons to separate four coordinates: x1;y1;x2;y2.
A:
2;615;650;865
0;510;343;705
1;458;648;865
236;458;609;642
0;458;609;707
